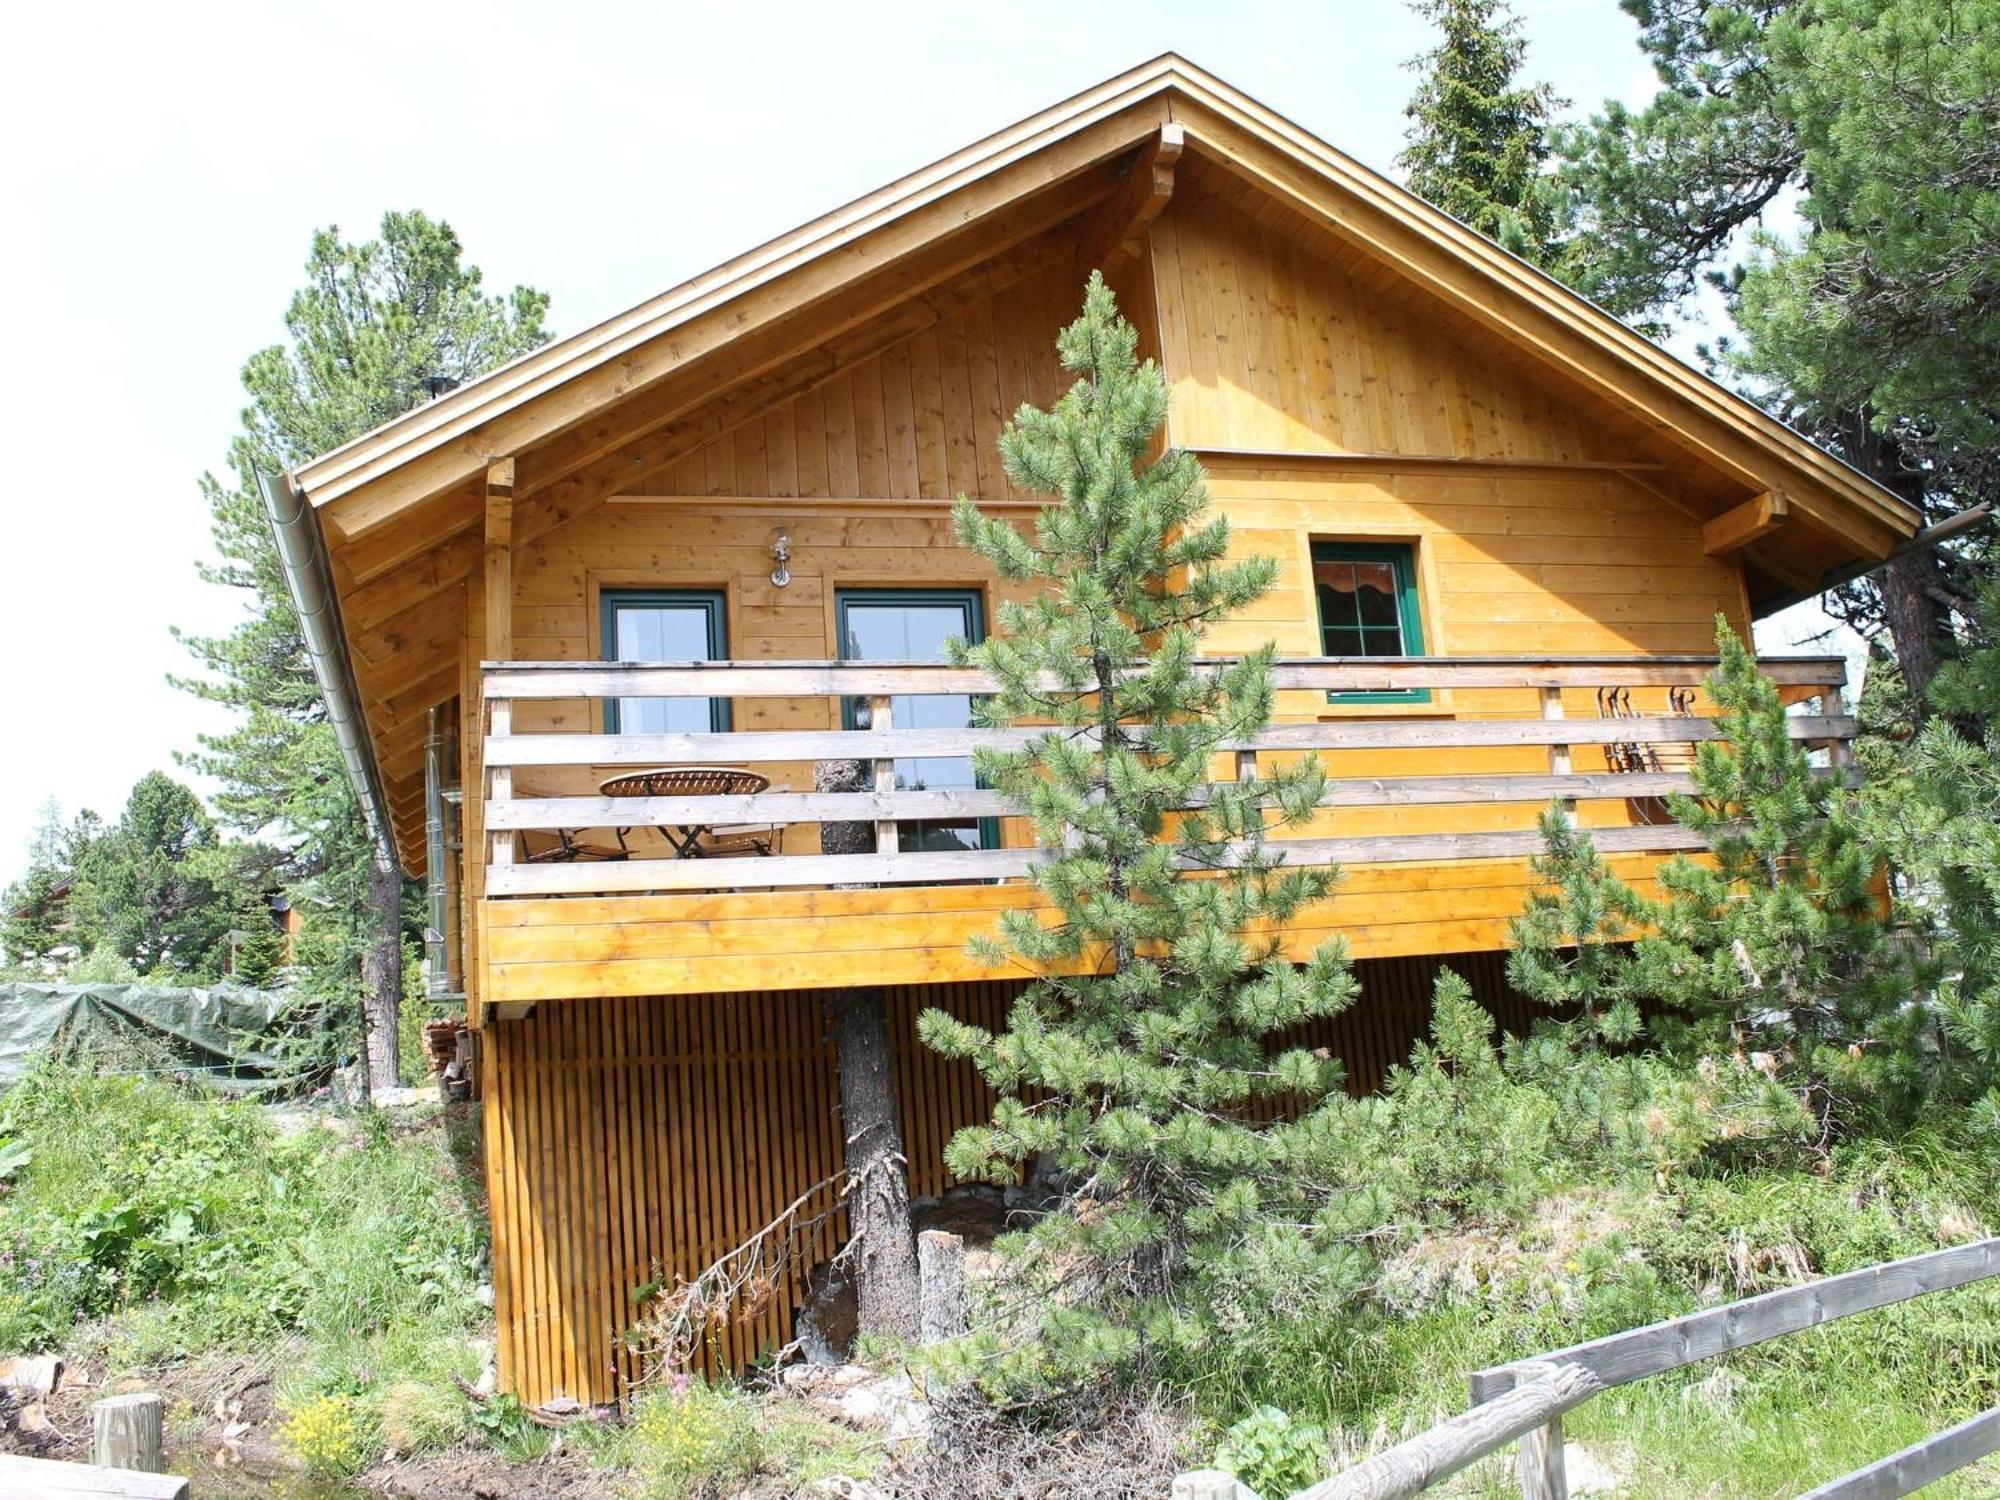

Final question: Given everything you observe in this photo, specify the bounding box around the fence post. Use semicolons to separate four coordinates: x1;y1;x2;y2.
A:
1513;1362;1567;1500
1171;1471;1257;1499
91;1391;166;1472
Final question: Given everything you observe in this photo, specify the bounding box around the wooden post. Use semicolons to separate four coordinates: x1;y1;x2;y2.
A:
918;1228;967;1343
483;458;515;665
1541;687;1576;827
867;694;897;857
489;698;515;868
91;1392;165;1473
1515;1361;1568;1500
1172;1472;1258;1499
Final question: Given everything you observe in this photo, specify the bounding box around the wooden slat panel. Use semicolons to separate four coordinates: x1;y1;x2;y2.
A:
482;953;1551;1403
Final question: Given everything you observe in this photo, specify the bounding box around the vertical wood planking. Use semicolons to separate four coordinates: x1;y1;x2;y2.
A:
484;957;1545;1404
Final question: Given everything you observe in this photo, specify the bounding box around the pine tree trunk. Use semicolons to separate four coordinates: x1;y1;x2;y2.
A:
1877;547;1950;709
829;986;921;1342
361;852;403;1094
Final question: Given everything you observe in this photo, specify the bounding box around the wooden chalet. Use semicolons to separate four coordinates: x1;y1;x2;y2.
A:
268;56;1920;1406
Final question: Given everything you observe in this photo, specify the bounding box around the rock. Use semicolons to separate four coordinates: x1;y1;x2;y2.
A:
371;1086;436;1110
781;1363;931;1442
0;1355;63;1396
797;1256;859;1365
1565;1443;1625;1496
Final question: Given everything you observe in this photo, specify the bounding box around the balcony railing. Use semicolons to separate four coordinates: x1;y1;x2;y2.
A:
479;655;1853;899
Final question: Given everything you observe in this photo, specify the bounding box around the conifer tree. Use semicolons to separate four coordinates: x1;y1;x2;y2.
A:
918;275;1359;1386
1399;0;1571;268
177;213;548;1087
1514;622;1903;1142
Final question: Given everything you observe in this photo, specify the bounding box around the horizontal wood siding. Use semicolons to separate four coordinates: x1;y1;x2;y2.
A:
483;955;1536;1405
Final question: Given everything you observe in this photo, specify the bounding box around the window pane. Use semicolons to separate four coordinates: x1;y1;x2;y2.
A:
840;594;986;851
608;598;721;731
1354;562;1399;626
1322;625;1364;657
1313;563;1361;628
1362;628;1405;657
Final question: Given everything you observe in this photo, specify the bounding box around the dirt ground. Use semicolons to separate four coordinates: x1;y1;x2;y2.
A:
0;1350;604;1499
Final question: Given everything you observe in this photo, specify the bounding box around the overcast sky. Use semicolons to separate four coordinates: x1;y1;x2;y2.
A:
3;0;1831;871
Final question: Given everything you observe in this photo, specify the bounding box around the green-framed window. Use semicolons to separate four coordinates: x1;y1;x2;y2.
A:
1311;542;1430;704
835;588;995;853
600;589;731;732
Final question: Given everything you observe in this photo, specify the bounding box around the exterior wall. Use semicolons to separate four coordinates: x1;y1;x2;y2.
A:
482;955;1542;1405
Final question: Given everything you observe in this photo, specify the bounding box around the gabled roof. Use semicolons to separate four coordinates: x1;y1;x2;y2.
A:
288;54;1922;868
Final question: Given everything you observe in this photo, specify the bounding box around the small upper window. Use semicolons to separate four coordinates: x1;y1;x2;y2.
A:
1311;542;1429;704
600;589;730;732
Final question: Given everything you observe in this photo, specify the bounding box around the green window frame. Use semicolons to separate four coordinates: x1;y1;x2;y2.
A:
835;587;997;853
600;588;731;732
1311;542;1430;704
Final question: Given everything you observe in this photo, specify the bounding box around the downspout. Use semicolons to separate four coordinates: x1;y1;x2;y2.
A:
257;470;401;875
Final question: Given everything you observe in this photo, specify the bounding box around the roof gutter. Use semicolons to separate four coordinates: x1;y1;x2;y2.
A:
1760;502;1994;615
257;469;401;875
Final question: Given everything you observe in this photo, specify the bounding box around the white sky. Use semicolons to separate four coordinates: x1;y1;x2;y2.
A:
2;0;1812;873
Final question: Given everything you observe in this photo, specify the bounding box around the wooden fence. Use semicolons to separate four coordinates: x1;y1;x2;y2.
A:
481;653;1852;899
1174;1237;2000;1500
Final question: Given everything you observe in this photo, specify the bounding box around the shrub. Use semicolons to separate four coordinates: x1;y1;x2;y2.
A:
280;1392;374;1476
1214;1404;1328;1497
621;1381;763;1498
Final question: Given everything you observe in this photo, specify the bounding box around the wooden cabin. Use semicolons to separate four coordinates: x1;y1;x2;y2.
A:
271;57;1919;1406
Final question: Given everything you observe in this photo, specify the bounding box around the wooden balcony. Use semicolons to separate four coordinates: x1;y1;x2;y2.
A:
475;655;1852;1007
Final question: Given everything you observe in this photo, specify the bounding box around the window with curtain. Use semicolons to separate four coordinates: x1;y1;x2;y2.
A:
1311;542;1430;704
600;589;730;732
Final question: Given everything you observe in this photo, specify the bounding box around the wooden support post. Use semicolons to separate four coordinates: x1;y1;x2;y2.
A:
1515;1363;1568;1500
867;694;897;857
918;1228;968;1343
91;1392;165;1473
489;698;514;867
1541;688;1576;827
483;458;516;664
1080;121;1186;275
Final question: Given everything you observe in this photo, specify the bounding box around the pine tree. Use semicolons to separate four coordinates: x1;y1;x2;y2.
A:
1514;621;1904;1143
176;212;548;1088
1;803;96;970
918;274;1360;1387
1399;0;1571;268
68;772;232;979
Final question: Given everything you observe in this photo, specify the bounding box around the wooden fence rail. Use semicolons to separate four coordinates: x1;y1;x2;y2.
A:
480;653;1851;900
1214;1238;2000;1500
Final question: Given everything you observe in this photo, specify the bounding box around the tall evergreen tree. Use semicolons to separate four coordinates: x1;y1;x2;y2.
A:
68;772;231;979
919;275;1359;1387
1514;623;1904;1141
176;212;549;1088
1;802;100;970
1560;0;1998;703
1399;0;1572;268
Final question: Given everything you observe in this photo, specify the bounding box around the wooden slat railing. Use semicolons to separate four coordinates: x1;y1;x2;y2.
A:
1242;1237;2000;1500
480;654;1851;900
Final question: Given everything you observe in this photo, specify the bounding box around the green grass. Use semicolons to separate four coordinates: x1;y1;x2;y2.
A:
0;1059;489;1472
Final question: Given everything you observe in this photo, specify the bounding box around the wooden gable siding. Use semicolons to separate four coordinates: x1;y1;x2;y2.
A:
1150;173;1627;464
481;954;1545;1406
644;250;1156;503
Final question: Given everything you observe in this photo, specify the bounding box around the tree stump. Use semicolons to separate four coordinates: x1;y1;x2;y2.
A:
91;1392;165;1473
918;1228;968;1343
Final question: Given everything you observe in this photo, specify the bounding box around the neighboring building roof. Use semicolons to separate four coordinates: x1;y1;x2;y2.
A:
284;54;1923;869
